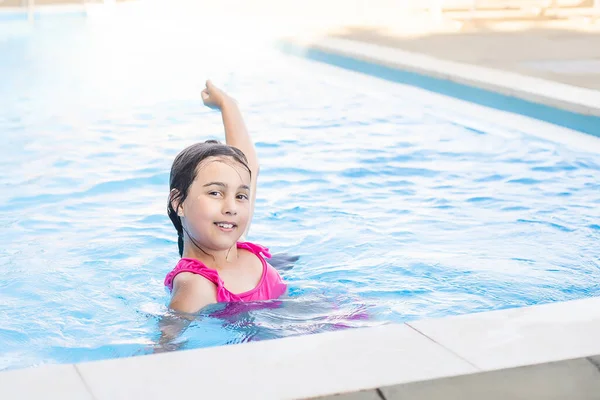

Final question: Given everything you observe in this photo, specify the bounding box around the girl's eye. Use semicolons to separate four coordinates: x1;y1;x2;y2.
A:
237;194;249;200
209;191;222;197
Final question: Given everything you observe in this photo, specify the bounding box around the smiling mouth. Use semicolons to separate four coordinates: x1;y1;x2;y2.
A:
214;222;237;229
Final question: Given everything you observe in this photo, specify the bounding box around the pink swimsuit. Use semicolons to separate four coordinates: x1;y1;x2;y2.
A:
164;242;287;302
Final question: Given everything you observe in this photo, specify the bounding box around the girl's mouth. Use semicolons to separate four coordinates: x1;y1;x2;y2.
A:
214;222;236;231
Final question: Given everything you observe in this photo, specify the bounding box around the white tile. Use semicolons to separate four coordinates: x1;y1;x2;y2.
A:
77;324;476;400
588;355;600;370
0;364;93;400
382;357;600;400
521;59;600;74
317;389;382;400
409;297;600;371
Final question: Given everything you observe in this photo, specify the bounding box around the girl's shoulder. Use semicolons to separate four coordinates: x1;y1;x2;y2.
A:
164;257;220;291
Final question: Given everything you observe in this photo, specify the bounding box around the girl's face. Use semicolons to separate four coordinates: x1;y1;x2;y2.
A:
177;156;251;252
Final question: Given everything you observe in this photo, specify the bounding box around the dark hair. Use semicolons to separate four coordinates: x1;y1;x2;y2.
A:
168;140;251;257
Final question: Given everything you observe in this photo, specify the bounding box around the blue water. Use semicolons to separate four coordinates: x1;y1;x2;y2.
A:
1;10;600;371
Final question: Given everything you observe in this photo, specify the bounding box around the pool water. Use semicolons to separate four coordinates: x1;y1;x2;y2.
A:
1;9;600;371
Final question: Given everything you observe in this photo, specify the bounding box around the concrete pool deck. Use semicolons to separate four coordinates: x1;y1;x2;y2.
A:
3;296;600;399
328;8;600;92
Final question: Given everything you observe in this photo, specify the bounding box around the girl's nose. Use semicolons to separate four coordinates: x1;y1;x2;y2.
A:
222;198;237;216
224;208;237;216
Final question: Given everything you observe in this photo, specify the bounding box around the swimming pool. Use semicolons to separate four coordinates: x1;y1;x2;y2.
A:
1;10;600;372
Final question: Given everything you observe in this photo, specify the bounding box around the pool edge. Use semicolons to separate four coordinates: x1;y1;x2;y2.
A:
2;296;600;399
278;37;600;138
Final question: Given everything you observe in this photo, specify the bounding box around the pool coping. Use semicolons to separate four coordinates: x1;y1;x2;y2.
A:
279;36;600;138
2;295;600;399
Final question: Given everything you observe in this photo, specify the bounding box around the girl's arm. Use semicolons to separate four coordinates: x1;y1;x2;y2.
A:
154;274;216;352
155;312;192;353
202;81;258;240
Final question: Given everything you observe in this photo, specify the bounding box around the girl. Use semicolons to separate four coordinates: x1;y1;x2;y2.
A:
164;81;287;314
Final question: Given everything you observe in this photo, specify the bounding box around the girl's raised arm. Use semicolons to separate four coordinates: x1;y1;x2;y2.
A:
201;80;259;240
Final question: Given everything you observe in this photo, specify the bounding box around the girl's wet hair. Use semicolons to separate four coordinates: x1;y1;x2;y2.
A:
168;140;251;257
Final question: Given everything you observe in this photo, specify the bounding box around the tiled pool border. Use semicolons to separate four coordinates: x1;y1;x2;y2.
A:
2;296;600;399
279;37;600;138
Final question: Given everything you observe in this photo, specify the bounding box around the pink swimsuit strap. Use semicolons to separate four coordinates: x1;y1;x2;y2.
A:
164;241;287;302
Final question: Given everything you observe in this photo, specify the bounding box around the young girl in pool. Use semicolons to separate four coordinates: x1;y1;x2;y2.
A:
164;80;287;314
